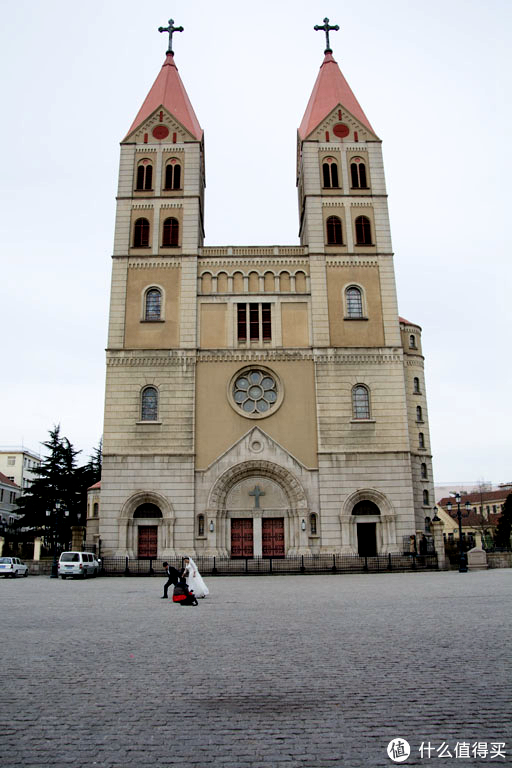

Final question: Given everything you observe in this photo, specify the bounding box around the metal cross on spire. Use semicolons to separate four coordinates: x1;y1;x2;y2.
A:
314;17;340;54
158;18;184;55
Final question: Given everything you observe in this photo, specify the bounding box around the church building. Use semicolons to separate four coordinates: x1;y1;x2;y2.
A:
97;19;435;559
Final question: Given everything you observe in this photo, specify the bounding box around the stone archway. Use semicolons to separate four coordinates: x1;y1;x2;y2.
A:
207;461;309;557
339;489;398;555
117;491;176;558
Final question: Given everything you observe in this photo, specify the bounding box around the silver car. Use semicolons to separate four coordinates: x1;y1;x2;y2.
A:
0;556;28;578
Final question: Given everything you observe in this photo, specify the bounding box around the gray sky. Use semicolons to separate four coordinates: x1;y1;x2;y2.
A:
1;0;511;485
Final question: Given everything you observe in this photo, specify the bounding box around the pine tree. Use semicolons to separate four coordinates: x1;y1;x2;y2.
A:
494;494;512;549
15;425;82;547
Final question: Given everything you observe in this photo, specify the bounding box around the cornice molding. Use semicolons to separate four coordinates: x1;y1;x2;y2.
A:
198;259;310;270
128;261;181;269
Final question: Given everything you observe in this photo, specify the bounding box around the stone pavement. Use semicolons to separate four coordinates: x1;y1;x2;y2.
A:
1;570;511;767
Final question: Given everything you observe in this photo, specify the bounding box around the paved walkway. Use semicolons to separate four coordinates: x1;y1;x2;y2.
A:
1;570;511;767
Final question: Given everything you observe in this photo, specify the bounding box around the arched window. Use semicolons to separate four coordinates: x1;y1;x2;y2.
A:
416;406;423;422
421;463;427;479
145;288;162;320
310;513;318;535
409;334;417;348
346;286;363;318
413;377;420;393
350;158;368;189
165;161;182;190
326;215;343;245
162;217;179;247
133;218;150;248
352;500;381;515
322;158;339;188
355;215;372;245
423;489;429;505
141;386;158;421
198;514;205;536
352;385;370;420
133;503;162;518
136;161;153;191
418;432;425;449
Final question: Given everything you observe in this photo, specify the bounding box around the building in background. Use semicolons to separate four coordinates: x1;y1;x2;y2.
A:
97;22;435;559
0;448;41;493
0;472;21;526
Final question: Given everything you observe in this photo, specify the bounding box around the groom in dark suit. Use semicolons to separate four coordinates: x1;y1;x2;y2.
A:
161;561;180;599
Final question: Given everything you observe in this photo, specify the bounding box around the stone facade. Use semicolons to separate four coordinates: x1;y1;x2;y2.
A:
97;44;435;558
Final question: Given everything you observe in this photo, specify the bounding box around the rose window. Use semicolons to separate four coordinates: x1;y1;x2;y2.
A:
233;370;278;415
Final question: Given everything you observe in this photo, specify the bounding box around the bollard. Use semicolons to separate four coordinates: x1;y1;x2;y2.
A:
300;554;305;573
212;556;218;575
331;553;337;573
149;558;154;576
124;556;130;575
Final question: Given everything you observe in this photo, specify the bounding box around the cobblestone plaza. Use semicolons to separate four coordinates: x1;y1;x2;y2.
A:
2;570;511;767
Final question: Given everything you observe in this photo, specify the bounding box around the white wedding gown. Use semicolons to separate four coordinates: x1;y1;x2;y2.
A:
184;557;209;598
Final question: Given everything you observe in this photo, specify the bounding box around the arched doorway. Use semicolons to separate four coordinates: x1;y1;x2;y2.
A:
118;492;175;558
207;461;309;557
352;500;380;556
339;491;398;555
134;503;162;558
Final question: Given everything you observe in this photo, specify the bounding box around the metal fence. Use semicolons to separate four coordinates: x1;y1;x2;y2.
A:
99;552;438;577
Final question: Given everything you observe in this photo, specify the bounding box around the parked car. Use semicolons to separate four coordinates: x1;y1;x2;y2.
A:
58;552;99;579
0;556;29;578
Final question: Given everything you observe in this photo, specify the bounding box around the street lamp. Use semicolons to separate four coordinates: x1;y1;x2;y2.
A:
446;492;471;573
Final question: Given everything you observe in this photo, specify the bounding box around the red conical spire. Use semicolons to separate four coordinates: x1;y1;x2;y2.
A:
125;53;203;140
298;51;374;140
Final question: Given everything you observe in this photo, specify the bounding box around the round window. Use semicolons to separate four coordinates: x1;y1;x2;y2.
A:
229;367;283;419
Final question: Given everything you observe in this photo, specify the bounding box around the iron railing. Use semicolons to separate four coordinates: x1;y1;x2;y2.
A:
98;552;438;577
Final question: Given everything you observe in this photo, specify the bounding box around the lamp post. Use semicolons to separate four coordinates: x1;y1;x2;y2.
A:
446;492;471;573
46;502;70;578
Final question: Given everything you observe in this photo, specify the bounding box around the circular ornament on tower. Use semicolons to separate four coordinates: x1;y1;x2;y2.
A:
333;123;350;138
152;125;170;140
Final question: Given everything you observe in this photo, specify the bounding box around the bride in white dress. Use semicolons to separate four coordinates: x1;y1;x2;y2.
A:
182;556;209;598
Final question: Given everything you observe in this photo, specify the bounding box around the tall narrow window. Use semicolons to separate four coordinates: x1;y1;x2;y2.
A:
145;288;162;320
133;218;150;247
198;515;205;536
322;158;339;188
310;513;318;535
350;158;368;188
136;161;153;190
261;304;271;341
162;217;179;247
424;517;431;533
413;377;420;393
237;304;247;341
421;463;427;479
423;490;429;505
326;215;343;245
416;406;423;422
165;161;181;190
418;432;425;449
409;334;417;348
141;386;158;421
346;286;363;318
355;215;372;245
249;304;259;341
352;385;370;419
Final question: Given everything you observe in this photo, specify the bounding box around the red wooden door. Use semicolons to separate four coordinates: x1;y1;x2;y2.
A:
231;518;253;557
262;518;285;557
138;526;158;558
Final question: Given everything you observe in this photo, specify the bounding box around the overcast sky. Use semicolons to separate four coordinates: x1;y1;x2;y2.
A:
1;0;511;487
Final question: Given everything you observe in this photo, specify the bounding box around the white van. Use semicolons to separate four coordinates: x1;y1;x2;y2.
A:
58;551;99;579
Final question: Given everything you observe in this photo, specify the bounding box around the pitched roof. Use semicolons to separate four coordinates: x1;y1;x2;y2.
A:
0;471;20;489
298;52;374;140
399;316;420;328
88;481;101;491
438;489;511;507
125;53;203;140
